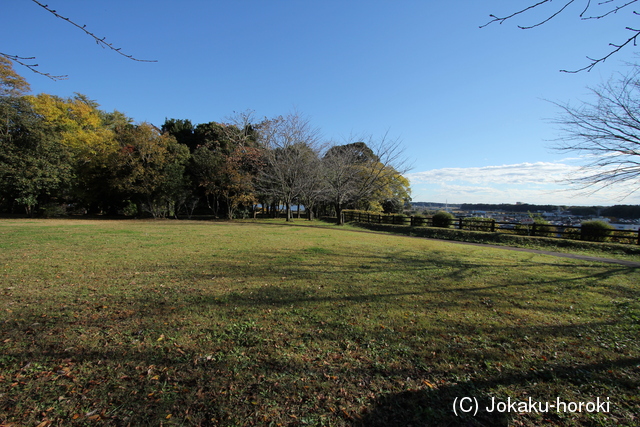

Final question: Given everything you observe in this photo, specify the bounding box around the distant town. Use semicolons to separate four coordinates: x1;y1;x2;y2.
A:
410;202;640;231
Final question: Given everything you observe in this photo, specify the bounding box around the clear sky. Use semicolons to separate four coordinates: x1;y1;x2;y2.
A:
3;0;640;205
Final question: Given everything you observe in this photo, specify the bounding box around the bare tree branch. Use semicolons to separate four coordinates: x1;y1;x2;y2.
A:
481;0;640;73
2;1;157;80
31;0;157;63
582;0;637;19
0;53;67;81
519;0;578;29
551;68;640;197
479;0;553;28
256;112;323;221
562;26;640;73
322;133;410;224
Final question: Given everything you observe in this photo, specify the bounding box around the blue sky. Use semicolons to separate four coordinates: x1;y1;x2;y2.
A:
3;0;640;205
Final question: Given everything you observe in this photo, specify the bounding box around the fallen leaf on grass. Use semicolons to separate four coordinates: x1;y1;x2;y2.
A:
423;380;436;389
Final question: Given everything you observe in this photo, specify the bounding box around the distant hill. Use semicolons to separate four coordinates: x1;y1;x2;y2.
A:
412;202;458;208
459;203;562;213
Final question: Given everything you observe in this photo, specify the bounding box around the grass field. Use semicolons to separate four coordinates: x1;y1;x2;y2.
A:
0;219;639;426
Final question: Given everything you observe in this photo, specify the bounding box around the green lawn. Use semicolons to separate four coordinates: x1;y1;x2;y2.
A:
0;219;638;426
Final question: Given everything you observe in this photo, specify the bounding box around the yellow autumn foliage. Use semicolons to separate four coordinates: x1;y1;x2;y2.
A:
26;93;117;162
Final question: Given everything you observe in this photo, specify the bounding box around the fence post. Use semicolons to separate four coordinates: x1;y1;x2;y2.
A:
637;227;640;245
490;219;495;232
410;216;415;227
531;223;537;237
458;218;463;229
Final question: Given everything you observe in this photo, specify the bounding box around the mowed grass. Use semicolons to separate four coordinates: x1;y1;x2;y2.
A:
0;219;638;426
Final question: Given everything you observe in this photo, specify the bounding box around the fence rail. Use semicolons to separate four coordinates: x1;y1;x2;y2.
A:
342;211;640;245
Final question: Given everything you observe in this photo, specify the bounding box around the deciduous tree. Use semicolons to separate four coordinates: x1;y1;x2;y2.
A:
257;113;322;221
110;122;189;217
323;135;409;224
0;57;31;97
0;96;73;214
552;67;640;197
191;121;263;218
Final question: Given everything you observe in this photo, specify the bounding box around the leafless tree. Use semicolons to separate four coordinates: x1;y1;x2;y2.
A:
257;112;323;221
1;0;156;80
322;133;410;225
482;0;640;72
297;146;326;220
552;67;640;197
224;110;260;147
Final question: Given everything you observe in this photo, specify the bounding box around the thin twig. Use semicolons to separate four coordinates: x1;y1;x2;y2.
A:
482;0;640;73
0;52;67;80
479;0;552;28
31;0;157;62
561;27;640;72
582;0;637;19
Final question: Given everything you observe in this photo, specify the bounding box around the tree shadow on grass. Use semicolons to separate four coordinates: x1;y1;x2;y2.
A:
180;248;640;311
2;230;639;425
356;357;640;426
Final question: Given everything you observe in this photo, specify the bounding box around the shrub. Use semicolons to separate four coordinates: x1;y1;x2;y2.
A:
462;217;494;231
533;218;557;237
40;203;67;218
432;211;454;228
560;226;581;241
514;218;556;237
381;198;404;214
580;220;614;242
610;230;638;245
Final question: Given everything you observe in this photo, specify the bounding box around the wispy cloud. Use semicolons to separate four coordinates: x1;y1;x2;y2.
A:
406;161;640;205
406;162;577;185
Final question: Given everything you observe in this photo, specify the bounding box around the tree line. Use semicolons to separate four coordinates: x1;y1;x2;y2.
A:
0;58;410;224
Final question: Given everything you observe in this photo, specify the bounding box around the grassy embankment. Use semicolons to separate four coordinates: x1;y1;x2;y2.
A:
280;218;640;261
0;219;638;426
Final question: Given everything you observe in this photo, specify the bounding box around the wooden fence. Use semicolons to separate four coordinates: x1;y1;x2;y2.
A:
342;211;640;245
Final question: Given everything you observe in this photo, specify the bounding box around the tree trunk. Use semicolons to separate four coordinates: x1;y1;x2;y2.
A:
335;203;344;225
